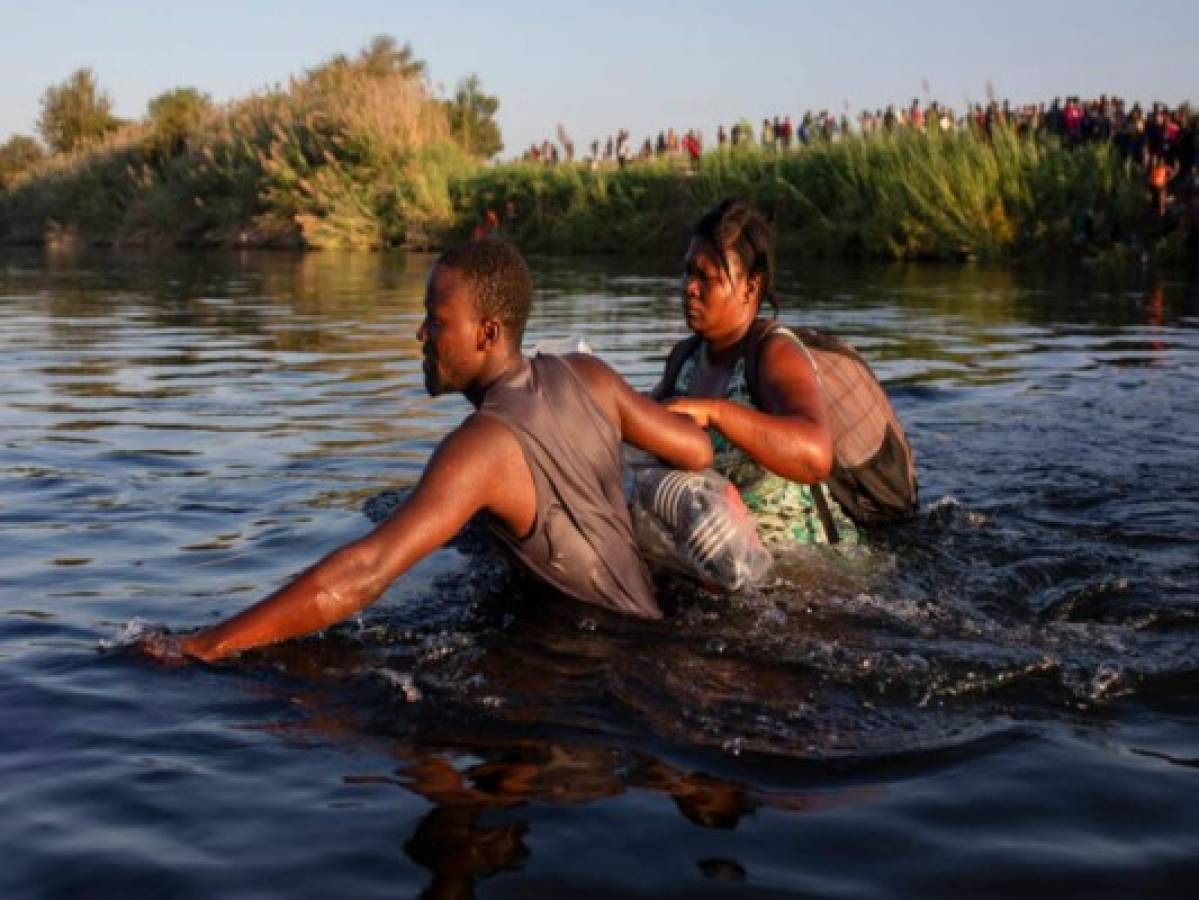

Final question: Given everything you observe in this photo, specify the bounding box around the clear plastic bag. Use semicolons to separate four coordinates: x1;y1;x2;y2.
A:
530;334;594;355
625;451;772;592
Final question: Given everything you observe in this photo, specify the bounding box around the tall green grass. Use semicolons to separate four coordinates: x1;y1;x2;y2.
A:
452;129;1150;261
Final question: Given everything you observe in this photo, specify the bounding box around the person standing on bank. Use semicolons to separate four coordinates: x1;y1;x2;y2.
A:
653;198;860;547
141;240;713;664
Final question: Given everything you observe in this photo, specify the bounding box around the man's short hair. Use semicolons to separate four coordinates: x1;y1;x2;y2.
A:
437;239;532;343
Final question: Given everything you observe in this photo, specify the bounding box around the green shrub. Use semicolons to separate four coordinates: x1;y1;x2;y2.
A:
0;136;45;188
1;38;481;249
145;88;213;161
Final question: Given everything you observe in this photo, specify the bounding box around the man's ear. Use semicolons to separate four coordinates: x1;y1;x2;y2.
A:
479;317;501;348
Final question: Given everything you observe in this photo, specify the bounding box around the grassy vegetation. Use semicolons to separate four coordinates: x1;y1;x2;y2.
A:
0;42;476;249
452;129;1154;262
0;50;1173;263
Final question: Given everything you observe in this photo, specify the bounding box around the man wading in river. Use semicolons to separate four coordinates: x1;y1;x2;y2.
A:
140;240;712;663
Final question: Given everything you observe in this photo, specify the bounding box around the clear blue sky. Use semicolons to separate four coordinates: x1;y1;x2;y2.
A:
3;0;1196;156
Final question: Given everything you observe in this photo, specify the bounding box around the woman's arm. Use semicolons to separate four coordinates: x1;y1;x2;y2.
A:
666;334;832;484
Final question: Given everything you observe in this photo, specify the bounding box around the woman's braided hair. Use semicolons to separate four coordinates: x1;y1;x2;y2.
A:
693;198;779;317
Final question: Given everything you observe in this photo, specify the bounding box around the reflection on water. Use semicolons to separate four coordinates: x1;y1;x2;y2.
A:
1;247;1197;898
385;742;876;896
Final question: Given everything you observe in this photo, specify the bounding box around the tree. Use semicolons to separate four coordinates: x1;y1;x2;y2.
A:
445;74;503;159
307;35;428;88
359;35;426;80
0;135;45;187
37;68;122;153
146;87;211;158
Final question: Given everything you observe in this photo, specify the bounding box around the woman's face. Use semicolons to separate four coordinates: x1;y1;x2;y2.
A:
681;238;757;341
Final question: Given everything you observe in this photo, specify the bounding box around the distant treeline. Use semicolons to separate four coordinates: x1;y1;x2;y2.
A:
0;38;1187;263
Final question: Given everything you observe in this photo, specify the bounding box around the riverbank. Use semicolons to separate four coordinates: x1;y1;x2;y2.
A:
1;112;1187;264
453;130;1187;263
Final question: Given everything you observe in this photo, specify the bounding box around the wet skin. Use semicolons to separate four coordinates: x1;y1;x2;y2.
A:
140;262;712;664
659;238;834;485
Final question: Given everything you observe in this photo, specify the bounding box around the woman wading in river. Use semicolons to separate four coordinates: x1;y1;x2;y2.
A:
653;199;860;547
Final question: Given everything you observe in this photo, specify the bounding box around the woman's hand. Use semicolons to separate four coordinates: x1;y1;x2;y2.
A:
664;397;722;430
666;331;835;485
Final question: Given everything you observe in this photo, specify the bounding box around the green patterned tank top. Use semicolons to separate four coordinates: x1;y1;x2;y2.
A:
674;339;858;548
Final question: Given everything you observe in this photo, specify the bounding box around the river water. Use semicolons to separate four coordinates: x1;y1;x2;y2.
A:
1;248;1196;898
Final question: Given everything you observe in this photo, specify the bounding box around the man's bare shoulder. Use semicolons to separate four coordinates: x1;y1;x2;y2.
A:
560;351;616;384
428;412;535;538
559;352;624;423
436;412;522;462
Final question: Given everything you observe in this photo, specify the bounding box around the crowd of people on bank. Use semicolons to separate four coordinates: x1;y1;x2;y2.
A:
524;97;1194;168
523;126;705;170
517;96;1197;224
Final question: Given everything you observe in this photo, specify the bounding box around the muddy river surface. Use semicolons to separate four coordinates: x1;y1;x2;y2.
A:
1;249;1196;898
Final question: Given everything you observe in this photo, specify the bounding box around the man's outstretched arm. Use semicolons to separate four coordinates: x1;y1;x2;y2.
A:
165;417;522;662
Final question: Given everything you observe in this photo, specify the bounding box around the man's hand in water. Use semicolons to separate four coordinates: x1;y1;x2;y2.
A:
133;630;194;667
664;397;721;430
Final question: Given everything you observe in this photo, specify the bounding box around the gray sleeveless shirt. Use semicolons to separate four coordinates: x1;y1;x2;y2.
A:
479;354;660;619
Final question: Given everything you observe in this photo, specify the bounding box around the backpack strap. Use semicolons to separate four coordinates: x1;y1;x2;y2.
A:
743;317;820;408
810;483;842;545
653;333;703;400
743;318;843;544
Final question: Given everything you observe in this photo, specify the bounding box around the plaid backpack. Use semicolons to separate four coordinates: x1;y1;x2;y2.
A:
660;317;918;528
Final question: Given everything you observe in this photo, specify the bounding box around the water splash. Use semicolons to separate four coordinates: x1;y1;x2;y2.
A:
97;617;157;651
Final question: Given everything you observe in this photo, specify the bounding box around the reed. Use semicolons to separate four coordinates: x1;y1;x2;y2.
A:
453;129;1152;262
